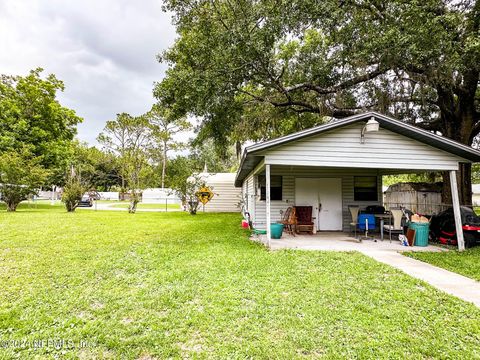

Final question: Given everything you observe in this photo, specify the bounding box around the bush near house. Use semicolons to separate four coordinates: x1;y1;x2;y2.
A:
0;149;49;211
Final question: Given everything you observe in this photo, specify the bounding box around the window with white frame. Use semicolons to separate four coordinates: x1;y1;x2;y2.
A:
354;176;378;201
258;175;282;201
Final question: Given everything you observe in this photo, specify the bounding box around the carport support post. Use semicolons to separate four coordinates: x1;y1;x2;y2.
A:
266;164;271;247
449;170;465;251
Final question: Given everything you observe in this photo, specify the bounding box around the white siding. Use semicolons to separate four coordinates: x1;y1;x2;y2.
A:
262;123;463;171
202;173;241;212
242;173;256;220
250;166;382;231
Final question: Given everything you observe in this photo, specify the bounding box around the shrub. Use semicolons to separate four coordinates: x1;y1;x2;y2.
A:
62;177;85;212
0;149;49;212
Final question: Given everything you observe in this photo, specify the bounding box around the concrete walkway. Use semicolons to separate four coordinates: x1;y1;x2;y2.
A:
364;250;480;307
255;233;480;307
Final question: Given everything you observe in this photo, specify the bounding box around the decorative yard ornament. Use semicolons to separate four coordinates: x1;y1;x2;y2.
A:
196;186;214;205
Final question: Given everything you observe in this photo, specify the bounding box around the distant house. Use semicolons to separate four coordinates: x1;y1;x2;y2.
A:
142;188;181;205
234;111;480;250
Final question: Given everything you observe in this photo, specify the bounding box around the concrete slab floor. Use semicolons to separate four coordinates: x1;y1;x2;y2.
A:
254;232;446;253
252;232;480;307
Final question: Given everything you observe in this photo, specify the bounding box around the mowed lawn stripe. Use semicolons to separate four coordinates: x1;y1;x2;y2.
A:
0;209;479;359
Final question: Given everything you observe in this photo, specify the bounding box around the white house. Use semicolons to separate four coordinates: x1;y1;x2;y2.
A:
234;112;480;251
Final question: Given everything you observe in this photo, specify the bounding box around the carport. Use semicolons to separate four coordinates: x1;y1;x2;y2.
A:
235;112;480;251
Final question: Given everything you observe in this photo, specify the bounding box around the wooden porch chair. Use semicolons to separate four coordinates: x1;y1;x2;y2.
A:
280;207;297;236
295;206;314;234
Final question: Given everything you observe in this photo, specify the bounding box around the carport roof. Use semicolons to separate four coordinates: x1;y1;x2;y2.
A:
235;111;480;187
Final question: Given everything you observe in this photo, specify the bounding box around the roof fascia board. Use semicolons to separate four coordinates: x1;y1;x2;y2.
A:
252;158;265;175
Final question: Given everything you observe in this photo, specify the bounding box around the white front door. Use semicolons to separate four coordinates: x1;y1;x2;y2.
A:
295;178;343;231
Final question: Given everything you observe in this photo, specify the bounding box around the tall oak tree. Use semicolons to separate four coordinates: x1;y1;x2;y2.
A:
156;0;480;204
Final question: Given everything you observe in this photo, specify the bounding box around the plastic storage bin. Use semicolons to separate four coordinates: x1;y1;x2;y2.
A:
409;222;429;247
271;223;284;239
358;214;376;230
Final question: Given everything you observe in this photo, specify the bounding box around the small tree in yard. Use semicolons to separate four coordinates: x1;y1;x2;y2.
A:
99;113;152;213
184;176;203;215
173;172;208;215
61;168;85;212
124;147;151;213
97;113;131;194
165;156;199;214
0;150;48;212
147;104;191;189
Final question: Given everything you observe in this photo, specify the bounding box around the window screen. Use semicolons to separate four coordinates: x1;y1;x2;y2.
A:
258;175;282;201
354;176;378;201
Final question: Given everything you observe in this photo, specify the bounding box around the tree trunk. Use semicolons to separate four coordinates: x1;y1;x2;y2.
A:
441;164;472;208
441;171;451;207
65;200;79;212
6;200;18;212
459;163;472;206
128;190;140;213
161;140;167;189
437;95;476;207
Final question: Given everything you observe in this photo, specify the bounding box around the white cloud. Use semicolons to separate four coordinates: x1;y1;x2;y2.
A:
0;0;178;144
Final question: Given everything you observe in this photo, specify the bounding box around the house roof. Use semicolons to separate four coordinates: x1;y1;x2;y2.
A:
235;111;480;187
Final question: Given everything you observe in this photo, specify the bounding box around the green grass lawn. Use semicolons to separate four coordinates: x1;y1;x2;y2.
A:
0;200;63;211
0;200;181;211
405;247;480;281
0;207;480;358
406;202;480;280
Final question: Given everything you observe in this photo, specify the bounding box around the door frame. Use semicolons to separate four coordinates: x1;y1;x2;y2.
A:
294;177;343;231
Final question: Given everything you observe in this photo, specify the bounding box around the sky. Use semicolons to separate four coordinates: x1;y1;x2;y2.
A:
0;0;179;145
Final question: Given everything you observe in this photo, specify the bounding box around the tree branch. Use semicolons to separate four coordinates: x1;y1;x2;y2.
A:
415;118;443;131
210;1;231;31
390;96;439;107
284;66;387;95
238;88;320;113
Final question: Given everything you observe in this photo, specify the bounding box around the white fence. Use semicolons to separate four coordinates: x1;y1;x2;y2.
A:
142;188;181;204
37;191;61;200
98;192;119;201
